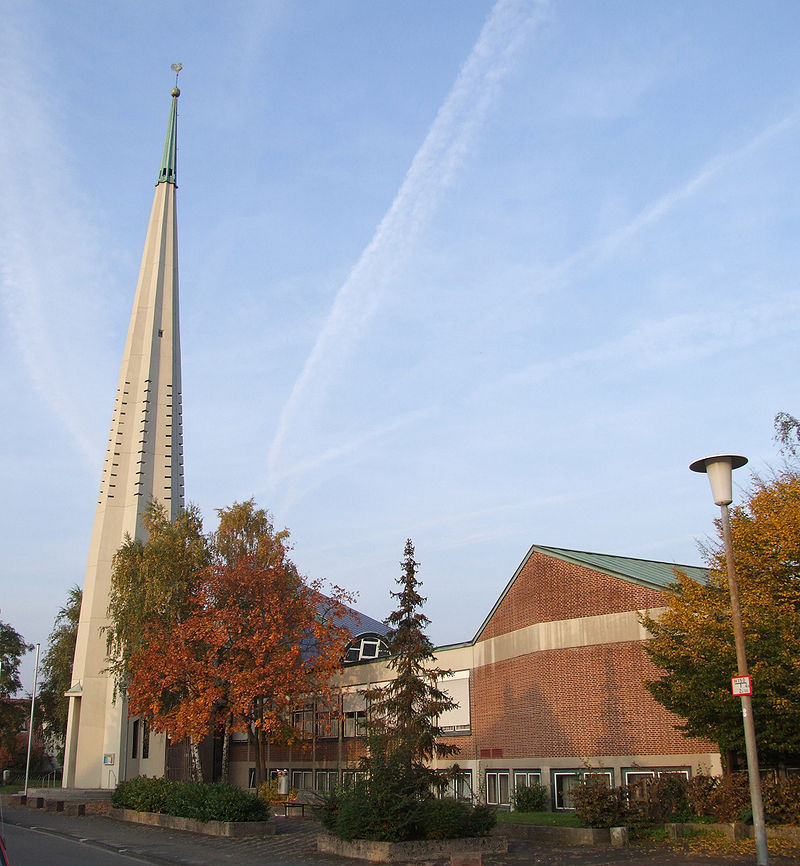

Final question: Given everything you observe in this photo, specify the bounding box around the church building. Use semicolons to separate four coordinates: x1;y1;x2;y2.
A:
63;83;721;808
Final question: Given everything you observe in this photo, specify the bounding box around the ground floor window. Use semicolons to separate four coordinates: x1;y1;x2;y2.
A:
623;768;690;786
486;770;510;807
439;769;473;800
316;770;339;792
292;769;313;790
553;770;613;810
623;768;690;801
341;769;367;788
248;767;257;789
514;770;541;790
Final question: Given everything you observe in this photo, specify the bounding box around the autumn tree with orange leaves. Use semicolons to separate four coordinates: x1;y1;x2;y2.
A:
643;416;800;770
110;500;353;784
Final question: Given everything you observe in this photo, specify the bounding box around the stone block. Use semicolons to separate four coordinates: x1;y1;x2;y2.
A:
610;827;629;847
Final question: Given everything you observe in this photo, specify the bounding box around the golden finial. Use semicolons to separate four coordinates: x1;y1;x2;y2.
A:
171;63;183;97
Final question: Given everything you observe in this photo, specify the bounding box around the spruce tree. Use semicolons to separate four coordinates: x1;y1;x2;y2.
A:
321;540;495;842
362;540;459;824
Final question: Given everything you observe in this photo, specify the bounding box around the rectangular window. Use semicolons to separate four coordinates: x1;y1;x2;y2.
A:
359;640;380;659
553;770;613;810
316;708;339;739
438;671;470;732
248;767;257;788
486;770;510;807
622;768;690;798
292;770;313;790
131;719;139;759
441;769;473;800
342;687;367;737
553;772;578;810
343;710;367;738
292;705;314;738
315;770;339;792
514;771;541;790
341;770;367;789
142;719;150;759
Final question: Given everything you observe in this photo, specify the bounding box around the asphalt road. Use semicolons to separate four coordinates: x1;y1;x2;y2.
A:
1;802;798;866
2;822;153;865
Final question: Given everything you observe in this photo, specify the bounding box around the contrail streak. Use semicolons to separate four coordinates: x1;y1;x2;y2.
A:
267;0;549;486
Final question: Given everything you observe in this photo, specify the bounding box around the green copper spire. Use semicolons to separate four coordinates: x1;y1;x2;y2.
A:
157;82;180;186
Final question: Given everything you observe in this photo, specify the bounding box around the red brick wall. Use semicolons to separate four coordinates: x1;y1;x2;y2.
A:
478;551;668;641
471;642;716;758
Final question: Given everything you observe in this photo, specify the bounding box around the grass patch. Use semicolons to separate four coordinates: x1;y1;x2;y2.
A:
495;811;584;827
1;774;62;793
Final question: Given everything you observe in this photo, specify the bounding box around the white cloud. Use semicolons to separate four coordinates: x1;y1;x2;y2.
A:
543;110;800;292
0;11;113;472
512;295;800;386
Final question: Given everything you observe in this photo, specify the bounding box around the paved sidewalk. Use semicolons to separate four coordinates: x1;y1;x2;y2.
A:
1;802;796;866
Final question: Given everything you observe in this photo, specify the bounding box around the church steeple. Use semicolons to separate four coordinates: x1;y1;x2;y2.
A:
157;86;179;186
63;78;186;789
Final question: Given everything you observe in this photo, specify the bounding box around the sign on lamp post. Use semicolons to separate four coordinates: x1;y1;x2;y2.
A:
690;454;769;866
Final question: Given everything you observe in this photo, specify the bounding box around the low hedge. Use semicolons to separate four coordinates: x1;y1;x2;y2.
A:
572;772;800;828
319;786;496;842
112;777;268;823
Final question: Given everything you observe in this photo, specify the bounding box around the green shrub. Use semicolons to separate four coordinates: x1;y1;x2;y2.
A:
421;798;496;839
112;776;177;813
112;777;268;822
511;782;548;813
319;784;496;841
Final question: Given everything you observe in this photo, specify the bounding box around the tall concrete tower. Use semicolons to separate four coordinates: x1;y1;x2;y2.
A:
63;82;185;789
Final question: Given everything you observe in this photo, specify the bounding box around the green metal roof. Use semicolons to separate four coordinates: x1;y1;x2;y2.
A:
156;88;179;186
532;545;708;590
469;544;708;645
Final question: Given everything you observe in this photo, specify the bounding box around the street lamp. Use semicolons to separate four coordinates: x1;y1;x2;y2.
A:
689;454;769;866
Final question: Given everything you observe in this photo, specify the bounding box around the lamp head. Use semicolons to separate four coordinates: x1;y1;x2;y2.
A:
689;454;748;506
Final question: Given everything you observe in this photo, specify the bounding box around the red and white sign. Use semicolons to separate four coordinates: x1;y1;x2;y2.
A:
731;675;752;696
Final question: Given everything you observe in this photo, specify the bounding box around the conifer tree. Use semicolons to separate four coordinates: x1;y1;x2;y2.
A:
365;539;459;798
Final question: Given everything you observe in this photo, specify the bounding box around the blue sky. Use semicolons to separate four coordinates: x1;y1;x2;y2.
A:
1;0;798;689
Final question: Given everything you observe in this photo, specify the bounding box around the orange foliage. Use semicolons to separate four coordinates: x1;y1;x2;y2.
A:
126;550;354;746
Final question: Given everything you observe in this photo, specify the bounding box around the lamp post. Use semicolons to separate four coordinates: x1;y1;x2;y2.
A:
689;454;769;866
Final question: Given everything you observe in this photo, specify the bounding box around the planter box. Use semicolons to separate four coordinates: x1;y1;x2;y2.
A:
108;807;275;838
317;833;507;862
494;823;610;846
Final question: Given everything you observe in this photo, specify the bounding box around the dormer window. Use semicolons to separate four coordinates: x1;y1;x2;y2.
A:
344;632;390;664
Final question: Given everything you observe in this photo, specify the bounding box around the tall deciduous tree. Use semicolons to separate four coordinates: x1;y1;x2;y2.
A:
643;456;800;768
123;500;353;786
106;501;208;692
0;617;31;751
364;540;459;800
38;586;82;747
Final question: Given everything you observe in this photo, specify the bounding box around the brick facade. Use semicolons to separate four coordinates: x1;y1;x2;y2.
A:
478;550;666;640
226;545;721;801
